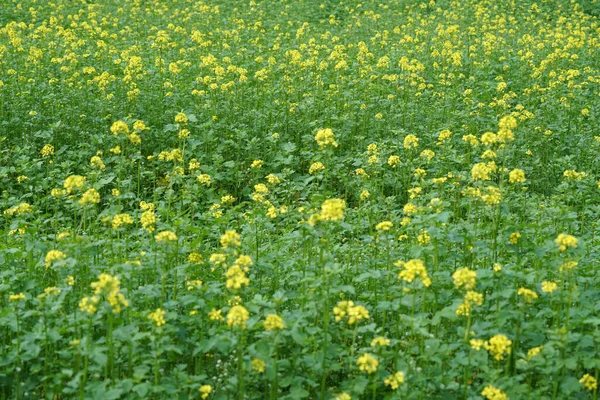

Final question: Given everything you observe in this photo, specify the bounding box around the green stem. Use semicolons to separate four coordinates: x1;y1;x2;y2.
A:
237;330;245;399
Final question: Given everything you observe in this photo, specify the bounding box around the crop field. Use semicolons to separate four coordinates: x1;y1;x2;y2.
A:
1;0;600;398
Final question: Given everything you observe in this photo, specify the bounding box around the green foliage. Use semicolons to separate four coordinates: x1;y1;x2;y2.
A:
1;0;600;399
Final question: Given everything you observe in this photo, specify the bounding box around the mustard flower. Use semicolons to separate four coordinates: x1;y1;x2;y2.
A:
384;371;405;390
356;353;379;374
554;233;578;251
148;308;166;326
481;386;508;400
227;305;249;329
264;314;285;331
580;374;598;391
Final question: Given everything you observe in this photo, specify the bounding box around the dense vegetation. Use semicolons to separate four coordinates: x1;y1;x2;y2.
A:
1;0;600;399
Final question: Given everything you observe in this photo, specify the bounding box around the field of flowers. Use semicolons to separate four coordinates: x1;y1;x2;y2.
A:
1;0;600;398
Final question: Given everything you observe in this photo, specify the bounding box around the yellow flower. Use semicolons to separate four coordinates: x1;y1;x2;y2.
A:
484;334;512;361
541;281;558;293
580;374;598;391
40;144;54;158
155;230;177;242
254;183;268;195
45;250;67;268
220;230;241;248
527;346;543;358
563;170;586;181
387;155;401;167
227;305;249;329
481;386;508;400
509;232;521;244
110;120;129;135
462;134;479;146
90;273;128;313
141;210;156;233
465;291;484;306
480;186;502;205
252;358;266;373
189;159;200;171
396;259;431;287
9;293;26;302
403;203;417;215
470;339;485;351
417;230;431;245
267;207;278;218
347;305;369;325
376;221;393;231
112;213;133;229
559;260;578;272
199;384;212;399
266;174;281;184
333;300;354;321
408;187;422;199
110;146;121;154
314;128;338;149
90;156;105;170
334;393;351;400
197;174;212;185
3;203;33;216
38;287;61;300
498;115;517;130
79;296;99;314
133;120;148;131
482;150;496;159
186;280;203;290
403;134;419;149
51;189;65;197
174;112;188;124
79;189;100;206
309;162;325;174
225;265;250;289
517;287;538;303
456;303;471;316
264;314;285;331
319;198;346;222
235;255;253;267
250;159;264;169
471;162;491;181
355;168;369;178
371;336;390;347
508;169;526;183
452;267;476;290
209;308;224;321
384;371;405;390
554;233;578;252
188;253;203;264
437;129;452;144
356;353;379;374
360;190;370;200
64;175;86;194
420;149;435;162
210;253;227;265
178;129;190;139
148;308;166;326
